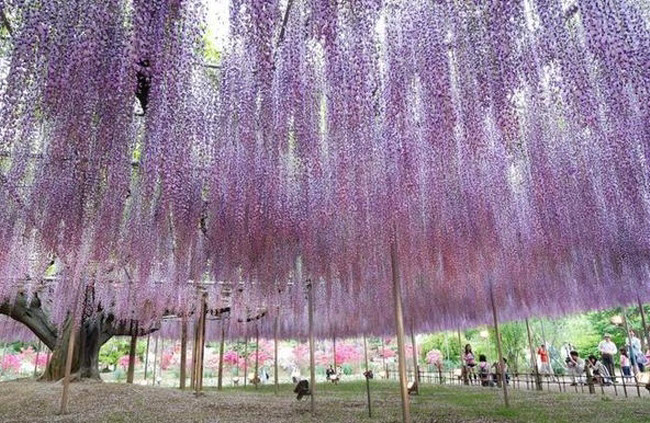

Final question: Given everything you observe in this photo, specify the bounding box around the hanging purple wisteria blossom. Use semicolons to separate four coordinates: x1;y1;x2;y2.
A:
0;0;648;340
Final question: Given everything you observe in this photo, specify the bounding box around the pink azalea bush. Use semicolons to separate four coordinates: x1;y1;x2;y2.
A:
1;354;22;373
223;350;240;366
160;349;174;370
118;354;140;369
426;349;443;368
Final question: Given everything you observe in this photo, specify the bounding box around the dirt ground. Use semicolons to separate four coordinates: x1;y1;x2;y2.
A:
1;379;649;423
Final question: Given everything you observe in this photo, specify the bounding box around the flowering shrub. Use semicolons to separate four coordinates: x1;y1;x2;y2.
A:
118;355;140;369
1;355;22;373
426;349;443;368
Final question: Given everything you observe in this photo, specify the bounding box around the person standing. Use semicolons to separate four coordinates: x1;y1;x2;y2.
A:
620;348;631;378
537;344;552;376
627;330;643;372
598;334;617;382
463;344;477;382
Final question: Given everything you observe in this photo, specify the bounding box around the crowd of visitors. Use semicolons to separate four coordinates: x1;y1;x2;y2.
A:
460;329;650;390
562;331;649;387
461;345;509;387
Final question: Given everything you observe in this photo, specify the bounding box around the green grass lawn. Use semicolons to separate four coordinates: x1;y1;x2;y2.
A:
0;379;648;422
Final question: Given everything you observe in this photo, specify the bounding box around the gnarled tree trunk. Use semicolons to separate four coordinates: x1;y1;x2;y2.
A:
40;318;104;381
1;292;157;382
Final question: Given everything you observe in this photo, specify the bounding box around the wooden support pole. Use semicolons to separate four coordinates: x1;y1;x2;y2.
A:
59;281;83;415
525;318;542;391
180;315;187;390
195;296;207;394
333;335;337;371
410;327;419;394
236;341;240;385
459;329;468;385
622;310;636;374
638;296;649;352
190;321;197;389
381;337;388;379
199;299;207;392
218;319;225;390
144;335;150;382
192;320;199;391
585;360;596;394
390;242;411;423
159;339;165;384
363;333;372;418
127;322;138;384
308;280;316;415
274;310;279;394
152;336;159;386
254;323;260;389
243;333;248;388
489;284;509;408
59;321;77;415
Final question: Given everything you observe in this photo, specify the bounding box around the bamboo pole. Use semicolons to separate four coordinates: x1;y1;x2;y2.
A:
127;322;138;384
525;318;542;391
308;280;316;415
390;242;411;423
274;310;279;394
144;335;150;382
254;323;260;389
180;315;187;390
363;333;372;418
152;336;159;386
218;319;225;390
638;296;648;352
489;284;509;407
410;327;419;395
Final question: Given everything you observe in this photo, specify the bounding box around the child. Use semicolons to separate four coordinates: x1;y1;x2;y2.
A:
620;348;631;378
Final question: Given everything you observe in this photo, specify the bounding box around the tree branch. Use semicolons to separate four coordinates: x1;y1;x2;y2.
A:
277;0;294;48
239;309;267;323
0;293;57;349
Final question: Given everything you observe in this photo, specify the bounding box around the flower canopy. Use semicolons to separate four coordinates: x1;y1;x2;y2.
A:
0;0;648;338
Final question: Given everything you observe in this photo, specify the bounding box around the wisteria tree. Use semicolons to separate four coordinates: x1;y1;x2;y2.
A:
0;0;649;377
